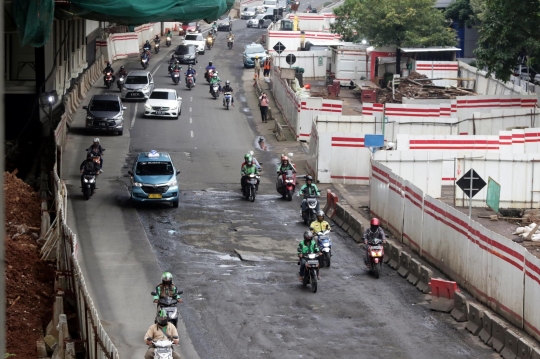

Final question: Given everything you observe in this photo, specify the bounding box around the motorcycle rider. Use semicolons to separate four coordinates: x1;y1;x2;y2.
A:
153;272;183;304
185;65;197;85
116;66;128;78
221;80;234;107
227;31;235;45
211;21;218;35
310;210;331;234
363;218;387;265
205;61;216;82
170;60;182;82
102;61;115;86
276;155;295;189
299;175;321;213
144;310;181;359
209;72;221;94
241;155;260;193
143;40;152;52
166;29;173;38
87;138;105;171
79;153;100;191
297;231;320;282
141;50;150;65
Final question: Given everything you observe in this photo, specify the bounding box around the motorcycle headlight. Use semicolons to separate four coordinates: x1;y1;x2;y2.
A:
167;37;171;41
133;182;143;187
323;243;330;247
165;179;177;186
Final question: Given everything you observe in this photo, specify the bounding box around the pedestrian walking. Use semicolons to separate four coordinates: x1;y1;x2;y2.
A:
254;56;262;80
259;92;269;123
263;56;272;77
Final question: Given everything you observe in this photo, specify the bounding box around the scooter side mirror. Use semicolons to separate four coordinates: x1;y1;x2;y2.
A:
177;290;184;295
151;291;157;296
176;170;181;176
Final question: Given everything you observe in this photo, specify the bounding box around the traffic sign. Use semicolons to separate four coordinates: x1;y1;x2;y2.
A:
273;41;286;54
285;54;296;65
456;169;486;198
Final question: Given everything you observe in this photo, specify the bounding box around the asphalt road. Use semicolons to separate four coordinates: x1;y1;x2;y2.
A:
64;22;498;359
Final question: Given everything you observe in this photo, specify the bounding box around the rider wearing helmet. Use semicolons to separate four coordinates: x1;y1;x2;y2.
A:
152;272;182;303
241;154;260;192
227;30;235;42
297;231;320;281
209;71;221;93
299;175;321;213
276;156;296;175
363;218;387;264
310;210;331;234
205;61;216;81
144;310;181;359
117;65;127;78
185;64;197;85
170;60;182;81
143;40;151;52
102;61;115;85
86;138;105;171
221;80;234;107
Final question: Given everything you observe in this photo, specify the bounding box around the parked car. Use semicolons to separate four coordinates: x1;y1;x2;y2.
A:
128;150;181;208
179;22;200;36
174;44;198;64
183;33;206;54
120;71;155;100
247;14;274;28
243;43;267;68
241;7;257;19
217;20;231;31
83;94;126;135
144;88;182;119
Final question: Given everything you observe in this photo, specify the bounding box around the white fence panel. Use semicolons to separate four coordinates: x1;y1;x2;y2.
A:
415;61;459;87
329;134;371;184
370;160;390;226
443;205;472;283
525;128;540;153
421;195;446;266
315;132;332;182
108;33;139;61
385;172;405;238
274;51;329;78
524;252;540;341
306;121;319;179
272;66;301;138
402;180;423;252
467;220;491;305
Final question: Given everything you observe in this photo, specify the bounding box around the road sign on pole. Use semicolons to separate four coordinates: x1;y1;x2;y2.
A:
285;54;296;66
456;169;486;217
364;134;384;154
273;42;286;54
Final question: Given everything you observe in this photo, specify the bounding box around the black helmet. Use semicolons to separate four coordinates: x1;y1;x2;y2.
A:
120;66;125;70
106;61;111;66
225;80;230;85
303;231;313;241
305;175;313;182
156;310;168;326
86;153;92;159
208;61;213;66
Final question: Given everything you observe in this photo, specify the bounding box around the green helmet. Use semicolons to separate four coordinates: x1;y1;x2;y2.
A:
161;272;173;285
156;310;168;326
244;154;252;162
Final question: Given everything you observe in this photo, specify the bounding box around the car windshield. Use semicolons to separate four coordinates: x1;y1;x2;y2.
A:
136;162;174;175
90;100;120;112
185;35;200;41
246;45;265;54
150;92;176;100
126;76;148;84
255;14;264;19
244;7;254;11
176;46;192;54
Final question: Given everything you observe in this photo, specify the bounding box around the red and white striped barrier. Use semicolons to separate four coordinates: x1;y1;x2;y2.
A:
266;30;341;54
107;33;139;61
414;61;459;87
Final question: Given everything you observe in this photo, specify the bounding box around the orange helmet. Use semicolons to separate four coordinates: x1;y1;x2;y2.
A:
282;156;289;162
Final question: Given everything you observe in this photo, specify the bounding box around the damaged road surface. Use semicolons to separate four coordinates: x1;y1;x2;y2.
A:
128;26;497;359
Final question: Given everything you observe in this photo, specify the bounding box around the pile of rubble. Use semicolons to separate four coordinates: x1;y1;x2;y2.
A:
378;71;477;104
4;171;55;357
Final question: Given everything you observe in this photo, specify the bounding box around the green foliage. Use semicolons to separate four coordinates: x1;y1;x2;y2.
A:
468;60;477;68
331;0;457;48
475;0;540;81
444;0;477;28
5;354;16;358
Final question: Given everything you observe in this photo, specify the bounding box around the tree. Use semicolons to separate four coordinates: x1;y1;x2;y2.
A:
474;0;540;81
444;0;478;28
331;0;457;74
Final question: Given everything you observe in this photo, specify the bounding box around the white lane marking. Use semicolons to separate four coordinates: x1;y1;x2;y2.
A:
151;62;163;77
190;118;192;123
189;107;192;112
191;131;194;137
190;97;193;102
131;103;139;128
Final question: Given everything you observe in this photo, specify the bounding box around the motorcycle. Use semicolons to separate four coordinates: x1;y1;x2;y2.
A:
299;253;320;293
166;36;172;47
206;36;214;50
205;69;214;83
141;56;149;69
186;74;195;90
82;174;96;200
146;339;176;359
210;83;220;99
316;230;332;268
367;238;384;278
155;42;160;54
276;169;296;201
117;75;125;91
104;71;113;89
172;70;181;85
301;195;319;224
227;37;234;50
243;174;260;202
151;290;183;328
223;92;232;109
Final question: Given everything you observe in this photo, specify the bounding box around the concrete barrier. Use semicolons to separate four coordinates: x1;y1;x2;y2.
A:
489;317;508;353
388;245;401;270
500;329;519;359
341;209;351;232
273;121;286;141
383;241;392;264
466;303;484;335
533;346;540;359
333;203;345;227
416;265;432;293
517;337;534;359
479;310;494;344
407;258;421;285
349;217;363;243
450;291;468;322
429;278;459;313
397;251;411;277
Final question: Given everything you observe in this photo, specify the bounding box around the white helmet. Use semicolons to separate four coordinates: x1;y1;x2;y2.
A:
93;138;100;143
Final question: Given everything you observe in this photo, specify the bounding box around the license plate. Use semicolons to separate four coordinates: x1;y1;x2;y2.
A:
148;194;162;199
99;123;106;126
129;93;142;97
307;260;319;266
156;111;164;115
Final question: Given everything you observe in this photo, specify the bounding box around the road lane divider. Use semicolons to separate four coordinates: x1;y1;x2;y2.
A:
429;278;459;313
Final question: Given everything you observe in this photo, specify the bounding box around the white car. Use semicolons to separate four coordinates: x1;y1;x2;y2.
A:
144;88;182;119
241;7;256;19
183;33;205;54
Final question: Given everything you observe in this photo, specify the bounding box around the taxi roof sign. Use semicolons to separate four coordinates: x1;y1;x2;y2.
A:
147;150;159;157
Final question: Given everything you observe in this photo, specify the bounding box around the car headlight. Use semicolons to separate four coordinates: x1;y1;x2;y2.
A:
145;104;152;110
86;116;94;120
133;182;143;187
170;105;178;110
113;114;123;120
165;179;177;186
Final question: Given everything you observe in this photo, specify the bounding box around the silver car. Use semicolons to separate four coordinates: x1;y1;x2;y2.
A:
83;94;126;136
121;71;155;100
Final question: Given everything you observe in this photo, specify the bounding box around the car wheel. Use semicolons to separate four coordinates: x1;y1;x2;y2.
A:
244;63;248;68
172;200;179;208
201;50;205;55
258;24;261;29
118;129;123;136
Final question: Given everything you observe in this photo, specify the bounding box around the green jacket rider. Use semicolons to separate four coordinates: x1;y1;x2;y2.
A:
153;272;182;303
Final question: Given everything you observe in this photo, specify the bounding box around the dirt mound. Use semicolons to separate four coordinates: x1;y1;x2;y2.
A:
5;171;55;357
